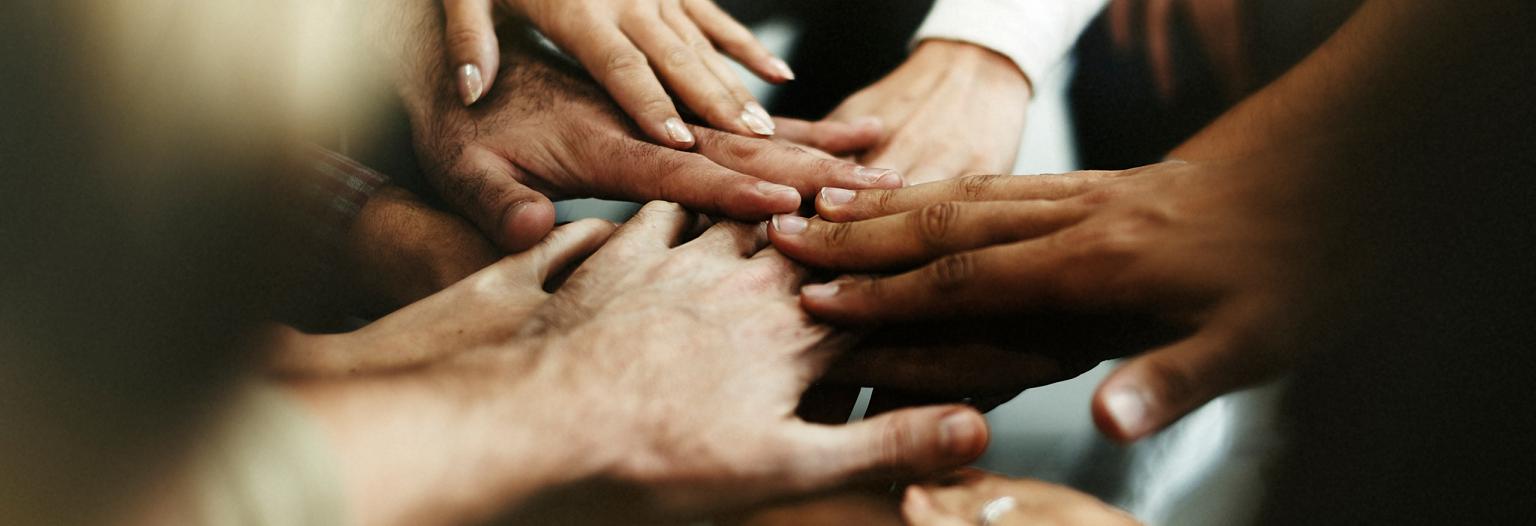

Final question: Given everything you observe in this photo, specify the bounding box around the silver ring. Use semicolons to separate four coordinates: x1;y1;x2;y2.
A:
977;496;1018;526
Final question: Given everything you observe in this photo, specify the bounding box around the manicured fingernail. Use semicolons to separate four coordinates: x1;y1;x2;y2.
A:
742;110;775;136
1105;387;1150;438
938;410;983;458
745;101;772;122
772;214;807;235
820;187;856;206
855;167;902;187
665;118;694;145
801;282;840;299
459;64;484;106
769;57;796;81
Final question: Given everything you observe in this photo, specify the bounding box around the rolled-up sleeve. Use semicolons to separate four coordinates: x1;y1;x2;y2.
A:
914;0;1110;89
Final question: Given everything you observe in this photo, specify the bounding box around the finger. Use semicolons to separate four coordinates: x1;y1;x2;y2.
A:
685;219;768;258
773;117;885;156
691;128;904;197
771;200;1088;272
682;0;794;82
431;151;556;252
589;139;803;218
1092;306;1291;443
554;23;694;148
662;2;773;133
443;0;499;106
904;152;988;188
511;218;617;283
815;173;1112;222
796;236;1103;324
605;201;700;252
786;405;989;490
1146;0;1178;101
620;10;771;137
901;486;973;526
1109;0;1137;52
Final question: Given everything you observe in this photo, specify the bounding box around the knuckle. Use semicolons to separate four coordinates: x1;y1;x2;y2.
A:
924;252;976;292
661;45;694;69
603;50;650;78
911;202;959;248
1141;355;1204;408
872;188;899;214
822;221;853;248
445;29;486;55
958;174;1006;200
877;415;918;469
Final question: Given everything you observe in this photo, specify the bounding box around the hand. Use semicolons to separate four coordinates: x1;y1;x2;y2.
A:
827;40;1030;185
769;159;1321;442
267;219;615;376
294;202;992;525
443;0;792;145
902;470;1140;526
407;37;902;251
338;185;502;315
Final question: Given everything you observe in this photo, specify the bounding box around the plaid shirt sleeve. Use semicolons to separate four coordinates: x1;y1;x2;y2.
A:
270;145;391;328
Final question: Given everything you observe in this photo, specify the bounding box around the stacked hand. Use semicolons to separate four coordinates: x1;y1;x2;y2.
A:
827;40;1031;184
442;0;793;145
292;203;993;525
405;34;900;252
770;159;1320;442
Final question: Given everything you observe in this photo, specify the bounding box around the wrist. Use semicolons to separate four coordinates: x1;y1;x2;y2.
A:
289;339;609;525
913;40;1033;97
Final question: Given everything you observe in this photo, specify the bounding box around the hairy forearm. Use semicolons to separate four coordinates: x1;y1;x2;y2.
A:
288;350;606;526
1172;1;1526;161
348;0;456;120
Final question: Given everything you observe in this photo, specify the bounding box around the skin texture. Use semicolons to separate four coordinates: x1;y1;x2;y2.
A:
903;469;1140;526
771;160;1320;443
827;40;1031;185
399;24;901;252
267;218;616;376
290;202;992;526
442;0;792;145
336;185;502;314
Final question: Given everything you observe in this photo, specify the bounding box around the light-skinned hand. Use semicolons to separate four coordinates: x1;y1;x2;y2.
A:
443;0;792;145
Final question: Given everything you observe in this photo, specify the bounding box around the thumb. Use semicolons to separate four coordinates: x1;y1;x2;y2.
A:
443;0;500;106
512;218;616;284
1092;318;1288;443
787;405;989;491
434;156;556;253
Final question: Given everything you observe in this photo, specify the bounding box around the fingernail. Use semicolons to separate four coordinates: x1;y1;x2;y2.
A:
801;282;840;299
1105;387;1150;438
769;57;796;81
771;214;807;235
820;187;856;206
938;410;982;458
745;101;772;122
855;167;902;187
742;110;775;136
665;118;695;145
459;64;484;106
852;116;883;130
757;181;798;197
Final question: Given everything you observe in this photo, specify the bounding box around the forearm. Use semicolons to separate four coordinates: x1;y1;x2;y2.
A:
288;351;605;526
1172;1;1523;160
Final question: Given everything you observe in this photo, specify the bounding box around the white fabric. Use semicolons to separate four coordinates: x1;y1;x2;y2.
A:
914;0;1110;89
